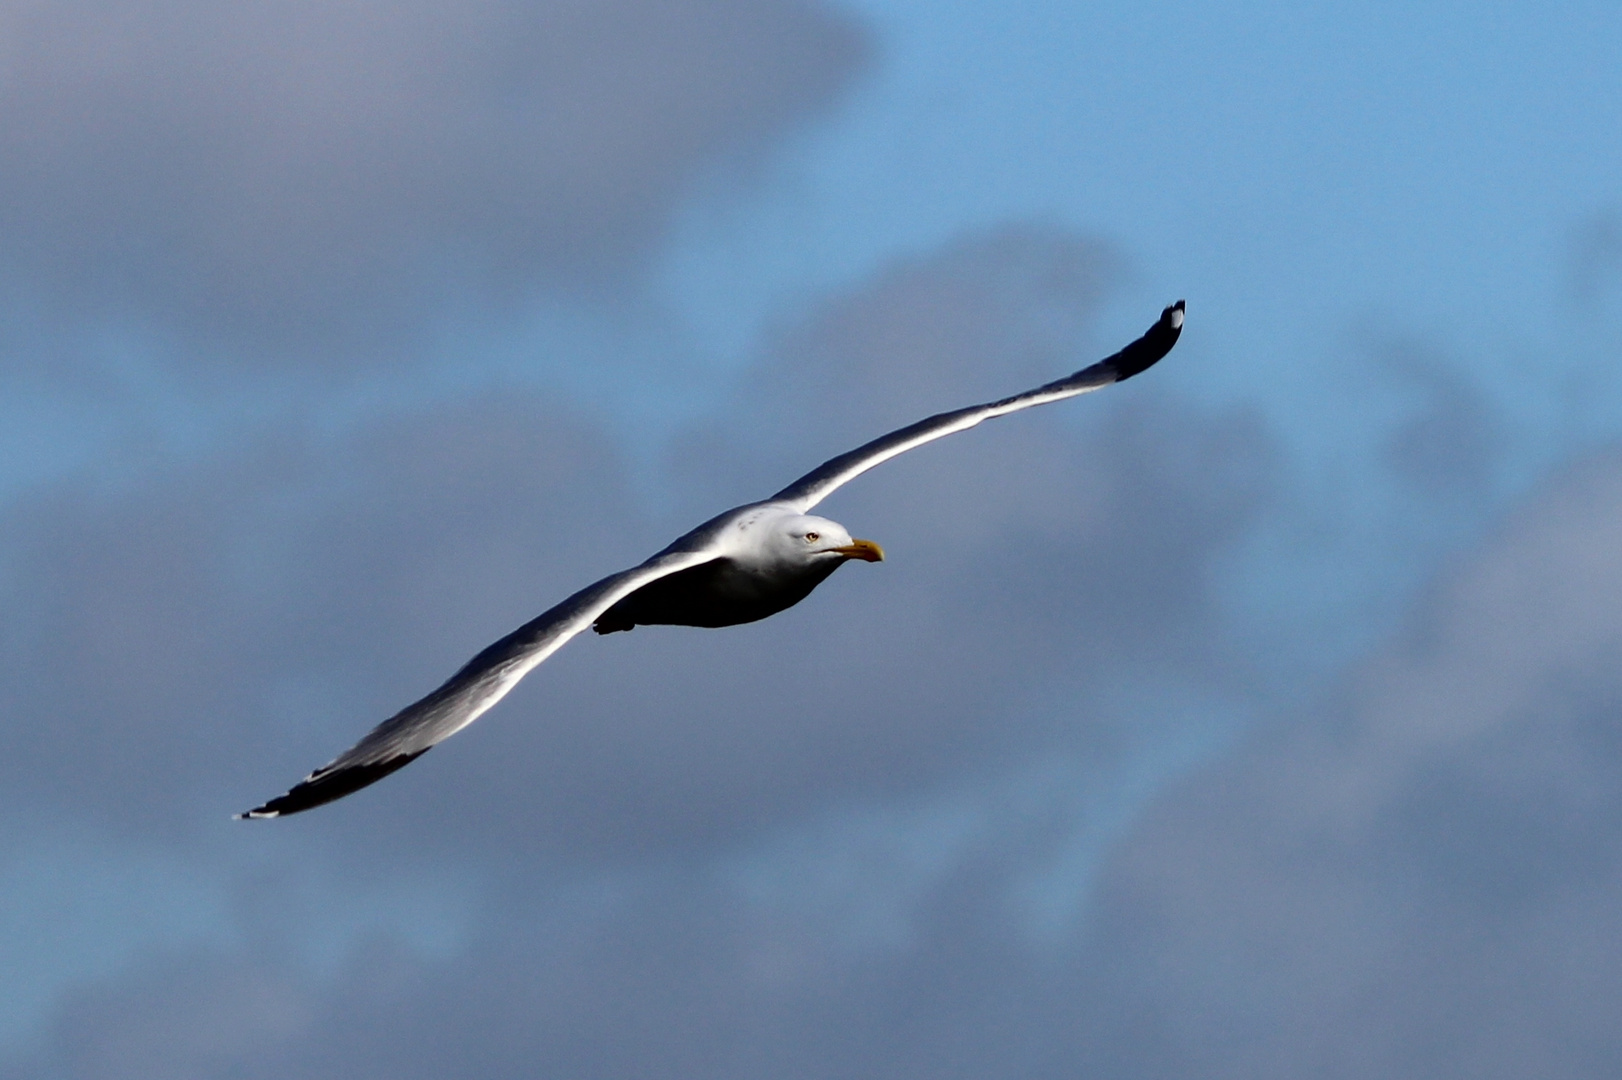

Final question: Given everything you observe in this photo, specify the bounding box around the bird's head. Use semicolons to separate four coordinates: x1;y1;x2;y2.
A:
772;514;884;566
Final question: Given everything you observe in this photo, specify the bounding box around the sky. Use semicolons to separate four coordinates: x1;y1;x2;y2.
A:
1;0;1621;1075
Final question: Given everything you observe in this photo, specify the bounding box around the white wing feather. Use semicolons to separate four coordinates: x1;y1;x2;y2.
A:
772;301;1183;512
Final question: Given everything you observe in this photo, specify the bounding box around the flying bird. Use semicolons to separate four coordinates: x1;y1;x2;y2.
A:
241;301;1185;818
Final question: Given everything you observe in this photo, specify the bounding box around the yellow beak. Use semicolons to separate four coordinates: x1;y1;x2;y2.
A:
831;539;885;562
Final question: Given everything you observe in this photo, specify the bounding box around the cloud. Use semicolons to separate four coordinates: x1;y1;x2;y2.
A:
1078;444;1622;1078
1375;339;1504;501
0;393;645;839
0;0;868;364
0;224;1267;852
1566;211;1622;303
0;223;1277;1074
5;798;1192;1080
24;953;313;1080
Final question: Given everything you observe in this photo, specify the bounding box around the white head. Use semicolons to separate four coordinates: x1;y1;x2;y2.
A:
758;513;884;569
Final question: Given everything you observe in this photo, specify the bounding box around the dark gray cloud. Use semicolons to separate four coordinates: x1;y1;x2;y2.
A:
1080;444;1622;1079
16;860;1095;1080
0;224;1267;859
0;393;646;840
0;223;1276;1075
0;0;867;363
23;952;314;1080
71;435;1613;1080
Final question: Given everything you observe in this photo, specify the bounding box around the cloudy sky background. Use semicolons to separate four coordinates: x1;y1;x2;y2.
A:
1;0;1621;1075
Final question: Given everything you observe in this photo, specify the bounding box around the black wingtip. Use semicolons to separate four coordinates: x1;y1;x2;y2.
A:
236;749;428;819
1106;299;1185;382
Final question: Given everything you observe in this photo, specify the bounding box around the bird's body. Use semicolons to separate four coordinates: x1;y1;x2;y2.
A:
241;302;1184;819
593;509;882;633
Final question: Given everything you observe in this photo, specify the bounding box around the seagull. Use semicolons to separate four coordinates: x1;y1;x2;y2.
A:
240;301;1184;818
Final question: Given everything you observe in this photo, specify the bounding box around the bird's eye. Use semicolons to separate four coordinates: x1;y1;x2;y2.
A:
804;531;820;543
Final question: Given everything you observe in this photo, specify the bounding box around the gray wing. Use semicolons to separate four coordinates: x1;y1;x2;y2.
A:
239;548;718;818
771;301;1184;513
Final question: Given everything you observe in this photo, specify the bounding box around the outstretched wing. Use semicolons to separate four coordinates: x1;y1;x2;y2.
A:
239;548;718;818
771;301;1184;513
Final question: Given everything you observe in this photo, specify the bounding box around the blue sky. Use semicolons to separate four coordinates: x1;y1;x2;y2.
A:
11;1;1621;476
3;1;1622;1075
